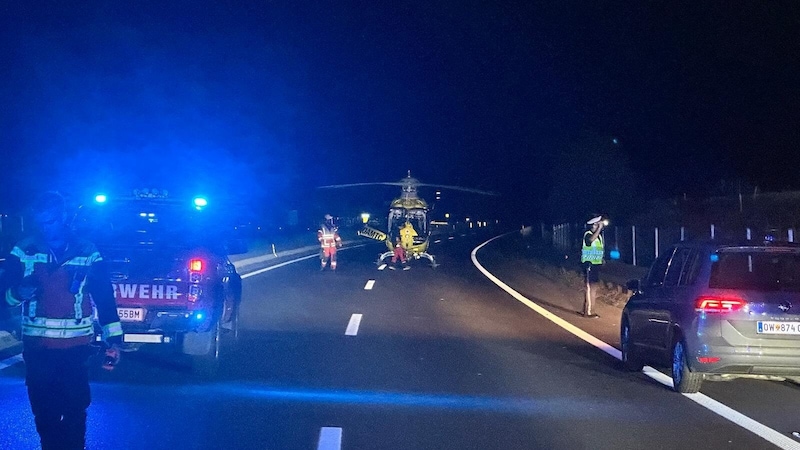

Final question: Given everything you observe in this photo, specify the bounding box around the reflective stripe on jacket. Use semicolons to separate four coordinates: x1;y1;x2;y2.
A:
318;227;341;248
22;316;94;339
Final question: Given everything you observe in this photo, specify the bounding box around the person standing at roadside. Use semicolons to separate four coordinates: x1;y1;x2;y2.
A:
2;191;123;450
581;215;606;317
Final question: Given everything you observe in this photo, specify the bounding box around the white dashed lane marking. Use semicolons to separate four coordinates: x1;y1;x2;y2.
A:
317;427;343;450
364;280;376;290
345;314;363;336
378;264;387;271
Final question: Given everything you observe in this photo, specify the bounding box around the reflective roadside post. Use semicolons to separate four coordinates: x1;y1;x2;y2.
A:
655;227;659;259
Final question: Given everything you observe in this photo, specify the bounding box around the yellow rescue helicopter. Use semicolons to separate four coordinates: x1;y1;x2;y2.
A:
319;172;495;268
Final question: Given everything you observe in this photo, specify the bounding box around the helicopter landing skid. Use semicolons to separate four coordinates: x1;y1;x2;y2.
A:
377;251;394;266
415;252;438;268
376;251;438;268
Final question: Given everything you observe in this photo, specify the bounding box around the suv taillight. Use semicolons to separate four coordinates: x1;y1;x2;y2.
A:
189;259;204;273
187;258;206;301
695;296;746;313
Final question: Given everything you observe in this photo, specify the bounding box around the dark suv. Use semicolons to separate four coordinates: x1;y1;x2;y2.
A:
73;191;246;373
621;240;800;393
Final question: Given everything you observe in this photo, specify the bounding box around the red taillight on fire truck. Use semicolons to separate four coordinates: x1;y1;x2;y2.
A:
187;258;206;297
695;296;746;313
189;259;204;273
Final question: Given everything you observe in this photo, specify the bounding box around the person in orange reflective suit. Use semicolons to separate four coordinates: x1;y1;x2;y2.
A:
318;215;342;271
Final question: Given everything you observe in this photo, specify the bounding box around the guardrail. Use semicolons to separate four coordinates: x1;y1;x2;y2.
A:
544;222;797;268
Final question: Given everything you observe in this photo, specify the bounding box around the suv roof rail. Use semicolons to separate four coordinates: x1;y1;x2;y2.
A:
675;239;800;248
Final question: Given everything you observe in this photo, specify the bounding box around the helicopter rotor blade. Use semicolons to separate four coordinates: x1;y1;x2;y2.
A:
318;176;498;195
415;183;499;196
318;182;406;189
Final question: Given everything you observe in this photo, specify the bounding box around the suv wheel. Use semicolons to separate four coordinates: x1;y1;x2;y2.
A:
620;319;644;372
671;339;703;393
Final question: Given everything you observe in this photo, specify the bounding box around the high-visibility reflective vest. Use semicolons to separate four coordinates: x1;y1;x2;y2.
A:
581;231;604;265
318;226;341;248
5;237;122;349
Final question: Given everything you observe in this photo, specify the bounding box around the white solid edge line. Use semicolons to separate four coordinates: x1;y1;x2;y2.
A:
345;314;363;336
471;232;800;450
241;254;318;279
0;354;23;371
364;280;376;290
240;244;370;279
471;234;621;360
317;427;343;450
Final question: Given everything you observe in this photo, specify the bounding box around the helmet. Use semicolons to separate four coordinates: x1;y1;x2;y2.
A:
586;215;603;225
324;214;333;220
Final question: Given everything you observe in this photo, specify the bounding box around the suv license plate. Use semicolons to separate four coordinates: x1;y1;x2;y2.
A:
757;321;800;335
118;308;145;322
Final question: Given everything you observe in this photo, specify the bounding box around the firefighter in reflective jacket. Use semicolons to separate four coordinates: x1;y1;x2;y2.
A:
1;191;123;450
580;215;606;317
318;214;342;271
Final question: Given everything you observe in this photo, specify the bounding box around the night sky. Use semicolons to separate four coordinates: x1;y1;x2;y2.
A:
1;1;798;223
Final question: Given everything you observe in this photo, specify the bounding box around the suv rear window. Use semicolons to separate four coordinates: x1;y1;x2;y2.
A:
73;201;230;250
709;249;800;291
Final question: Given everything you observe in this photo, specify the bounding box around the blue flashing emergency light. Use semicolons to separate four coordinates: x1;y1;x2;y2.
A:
94;194;107;203
195;312;204;320
609;249;621;260
710;254;720;262
193;197;208;209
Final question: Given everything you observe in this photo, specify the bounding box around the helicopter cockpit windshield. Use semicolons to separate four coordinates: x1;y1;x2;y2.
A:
388;207;428;244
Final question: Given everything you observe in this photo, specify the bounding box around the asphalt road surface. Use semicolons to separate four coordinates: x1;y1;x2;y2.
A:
1;229;799;450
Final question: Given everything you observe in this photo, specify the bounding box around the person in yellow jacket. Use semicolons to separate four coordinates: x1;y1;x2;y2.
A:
398;221;417;249
581;215;606;317
1;191;123;450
